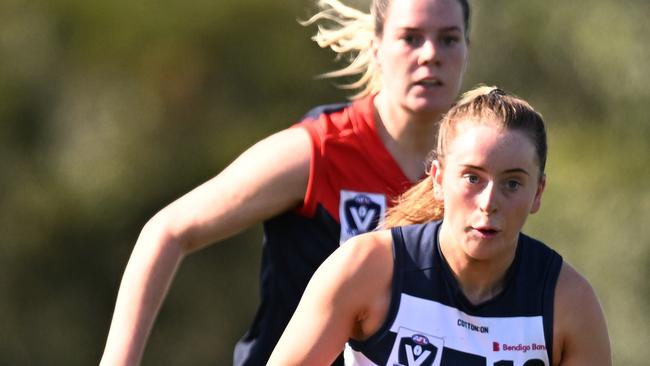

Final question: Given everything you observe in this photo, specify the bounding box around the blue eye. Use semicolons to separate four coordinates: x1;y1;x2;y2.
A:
465;175;479;184
505;180;521;191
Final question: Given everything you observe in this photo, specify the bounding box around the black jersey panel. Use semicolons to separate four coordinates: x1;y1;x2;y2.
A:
301;102;349;121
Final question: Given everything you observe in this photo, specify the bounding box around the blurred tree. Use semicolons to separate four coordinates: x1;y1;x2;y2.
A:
0;0;648;364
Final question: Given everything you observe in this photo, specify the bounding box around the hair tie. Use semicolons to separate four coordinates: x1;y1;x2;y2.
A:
489;88;506;97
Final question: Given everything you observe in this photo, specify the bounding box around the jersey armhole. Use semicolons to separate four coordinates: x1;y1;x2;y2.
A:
543;253;563;363
293;121;321;217
348;227;404;351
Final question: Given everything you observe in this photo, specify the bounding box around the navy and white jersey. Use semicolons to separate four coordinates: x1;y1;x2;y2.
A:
233;96;416;366
345;221;563;366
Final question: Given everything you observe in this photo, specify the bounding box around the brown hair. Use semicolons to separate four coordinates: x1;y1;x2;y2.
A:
383;85;547;228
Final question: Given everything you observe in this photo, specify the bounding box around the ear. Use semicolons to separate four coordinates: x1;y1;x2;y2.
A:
529;174;546;214
431;160;444;201
371;36;382;69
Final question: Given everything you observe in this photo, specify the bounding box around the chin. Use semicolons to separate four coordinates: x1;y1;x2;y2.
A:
409;103;447;118
407;97;452;117
463;241;504;262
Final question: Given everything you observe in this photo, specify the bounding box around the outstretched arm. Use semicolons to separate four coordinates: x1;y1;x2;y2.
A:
267;230;394;366
100;127;311;366
553;262;612;366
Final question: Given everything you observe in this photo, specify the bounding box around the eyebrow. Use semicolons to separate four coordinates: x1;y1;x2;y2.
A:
400;26;463;33
460;164;531;176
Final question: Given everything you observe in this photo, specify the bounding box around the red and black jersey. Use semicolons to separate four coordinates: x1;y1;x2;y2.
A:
233;95;415;366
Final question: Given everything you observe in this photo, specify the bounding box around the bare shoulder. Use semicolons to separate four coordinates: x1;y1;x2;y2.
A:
334;230;395;340
327;230;395;283
553;262;611;366
554;262;601;337
157;126;313;252
555;262;595;304
235;126;313;208
240;126;312;172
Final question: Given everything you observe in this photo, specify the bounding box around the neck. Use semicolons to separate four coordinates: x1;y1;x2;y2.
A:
439;226;517;305
373;92;440;182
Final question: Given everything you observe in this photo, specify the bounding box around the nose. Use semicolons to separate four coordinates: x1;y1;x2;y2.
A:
418;39;440;66
478;182;498;214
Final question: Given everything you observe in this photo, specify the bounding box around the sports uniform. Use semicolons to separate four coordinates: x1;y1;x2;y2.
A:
233;95;415;365
345;221;563;366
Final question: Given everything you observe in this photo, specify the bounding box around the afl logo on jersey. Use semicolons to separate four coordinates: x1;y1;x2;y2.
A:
339;190;386;244
411;334;430;346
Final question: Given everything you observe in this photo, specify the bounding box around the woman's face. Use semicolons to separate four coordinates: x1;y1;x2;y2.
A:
373;0;468;117
434;120;546;261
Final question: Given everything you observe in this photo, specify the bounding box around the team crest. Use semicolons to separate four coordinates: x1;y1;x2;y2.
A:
339;190;386;244
387;328;444;366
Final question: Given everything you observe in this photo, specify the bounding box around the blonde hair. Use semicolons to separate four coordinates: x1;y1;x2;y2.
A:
383;85;547;228
300;0;380;99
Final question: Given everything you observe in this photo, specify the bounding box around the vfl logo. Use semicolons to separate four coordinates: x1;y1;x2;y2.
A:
388;328;443;366
399;334;438;366
339;190;386;243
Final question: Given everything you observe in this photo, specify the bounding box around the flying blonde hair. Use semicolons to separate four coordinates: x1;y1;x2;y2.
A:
300;0;381;99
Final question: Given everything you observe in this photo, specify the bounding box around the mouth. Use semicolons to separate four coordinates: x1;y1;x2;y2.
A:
472;226;500;237
414;78;443;88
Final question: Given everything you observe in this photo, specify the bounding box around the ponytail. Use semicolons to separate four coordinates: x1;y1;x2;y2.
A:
383;176;444;229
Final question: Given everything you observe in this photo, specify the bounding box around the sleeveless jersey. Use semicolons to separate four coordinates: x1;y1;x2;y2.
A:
233;96;415;365
345;221;563;366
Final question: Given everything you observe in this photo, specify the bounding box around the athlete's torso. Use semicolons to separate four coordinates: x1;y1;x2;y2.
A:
345;221;563;366
234;96;415;366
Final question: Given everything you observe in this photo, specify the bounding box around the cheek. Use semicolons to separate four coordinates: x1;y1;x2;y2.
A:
448;50;468;73
442;185;472;213
508;199;536;223
382;45;414;68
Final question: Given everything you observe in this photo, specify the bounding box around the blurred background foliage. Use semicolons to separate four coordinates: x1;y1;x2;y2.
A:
0;0;648;364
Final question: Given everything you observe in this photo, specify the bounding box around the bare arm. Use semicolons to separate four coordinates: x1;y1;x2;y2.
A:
553;262;612;366
100;127;312;366
267;230;394;366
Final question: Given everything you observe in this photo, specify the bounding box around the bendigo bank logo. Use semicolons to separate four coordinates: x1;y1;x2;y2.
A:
491;341;547;365
492;341;547;353
339;191;386;243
